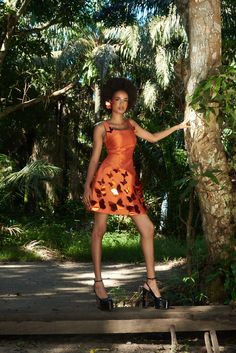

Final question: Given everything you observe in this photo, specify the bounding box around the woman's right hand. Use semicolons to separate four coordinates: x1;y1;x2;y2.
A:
83;185;92;210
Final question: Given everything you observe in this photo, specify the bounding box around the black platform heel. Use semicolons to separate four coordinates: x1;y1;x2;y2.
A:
142;277;169;309
94;279;113;311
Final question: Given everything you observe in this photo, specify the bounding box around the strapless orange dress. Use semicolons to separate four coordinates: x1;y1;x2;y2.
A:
89;120;147;216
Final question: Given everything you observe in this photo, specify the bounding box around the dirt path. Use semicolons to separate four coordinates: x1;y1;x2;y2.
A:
0;333;236;353
0;259;186;306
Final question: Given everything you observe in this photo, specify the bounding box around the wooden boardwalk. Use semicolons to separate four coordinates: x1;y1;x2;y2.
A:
0;300;235;335
0;262;236;335
0;305;236;335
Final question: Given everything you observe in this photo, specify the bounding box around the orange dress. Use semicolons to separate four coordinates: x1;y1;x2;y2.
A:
89;120;147;216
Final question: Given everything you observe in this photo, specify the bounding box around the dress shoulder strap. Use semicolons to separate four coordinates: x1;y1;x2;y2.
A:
103;120;110;131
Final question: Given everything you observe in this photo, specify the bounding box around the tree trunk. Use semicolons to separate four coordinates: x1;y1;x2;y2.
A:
94;83;101;122
0;13;17;76
184;0;235;263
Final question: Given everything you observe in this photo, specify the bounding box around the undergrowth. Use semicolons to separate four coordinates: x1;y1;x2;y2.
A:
0;219;186;263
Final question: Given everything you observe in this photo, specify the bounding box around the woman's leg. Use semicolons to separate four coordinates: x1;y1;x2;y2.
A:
91;212;109;299
131;214;161;297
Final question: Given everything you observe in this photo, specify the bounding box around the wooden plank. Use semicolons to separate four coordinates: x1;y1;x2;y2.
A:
0;308;194;321
204;332;213;353
170;325;178;353
0;305;235;321
0;305;235;335
210;330;220;353
0;317;236;335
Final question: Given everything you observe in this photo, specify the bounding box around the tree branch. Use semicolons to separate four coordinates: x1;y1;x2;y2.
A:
17;17;60;36
0;82;77;119
17;0;32;17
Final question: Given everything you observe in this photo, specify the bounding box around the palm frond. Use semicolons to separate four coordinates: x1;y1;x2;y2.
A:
142;80;159;111
0;224;23;237
43;25;78;51
98;0;173;25
148;5;187;88
0;154;13;177
105;25;140;60
155;46;172;88
149;4;186;47
92;44;118;80
3;160;61;196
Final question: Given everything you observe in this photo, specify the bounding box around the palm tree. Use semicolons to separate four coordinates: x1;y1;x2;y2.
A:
54;23;118;121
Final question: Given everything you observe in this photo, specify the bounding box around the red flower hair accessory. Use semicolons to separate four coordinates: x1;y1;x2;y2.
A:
105;101;112;109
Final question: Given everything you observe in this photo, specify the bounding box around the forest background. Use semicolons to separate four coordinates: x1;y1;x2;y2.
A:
0;0;235;305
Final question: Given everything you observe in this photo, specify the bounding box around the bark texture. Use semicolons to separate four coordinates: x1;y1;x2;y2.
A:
94;83;101;122
184;0;235;262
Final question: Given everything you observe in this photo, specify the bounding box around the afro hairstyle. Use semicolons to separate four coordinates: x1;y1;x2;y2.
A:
101;77;137;110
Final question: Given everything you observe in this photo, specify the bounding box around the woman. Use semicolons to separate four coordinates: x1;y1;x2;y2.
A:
83;78;189;311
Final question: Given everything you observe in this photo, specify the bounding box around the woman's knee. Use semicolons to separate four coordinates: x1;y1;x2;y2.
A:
147;222;155;236
92;223;107;238
132;215;155;238
92;213;108;238
142;221;155;239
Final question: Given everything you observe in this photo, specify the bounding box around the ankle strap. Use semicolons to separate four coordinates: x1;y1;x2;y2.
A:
94;279;103;283
147;277;156;280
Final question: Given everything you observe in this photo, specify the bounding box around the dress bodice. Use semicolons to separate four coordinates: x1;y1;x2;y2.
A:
103;120;136;172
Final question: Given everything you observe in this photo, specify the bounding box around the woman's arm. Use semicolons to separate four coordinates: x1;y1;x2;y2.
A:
83;123;104;208
129;118;189;143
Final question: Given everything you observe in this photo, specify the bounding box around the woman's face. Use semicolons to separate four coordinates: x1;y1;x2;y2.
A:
111;90;129;114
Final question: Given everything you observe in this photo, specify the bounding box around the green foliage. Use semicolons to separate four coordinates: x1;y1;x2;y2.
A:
0;246;41;261
107;214;137;234
109;286;130;306
0;159;61;205
66;231;186;263
174;163;221;200
222;0;236;65
24;223;80;250
0;0;93;114
55;199;90;228
190;65;236;173
0;154;14;178
190;65;236;125
97;0;173;27
168;271;205;306
181;273;208;305
167;235;236;305
0;218;186;263
208;247;236;302
167;236;209;305
0;223;22;246
27;0;89;26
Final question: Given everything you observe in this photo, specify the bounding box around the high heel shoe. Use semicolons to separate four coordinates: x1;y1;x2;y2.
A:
142;277;169;309
94;279;113;311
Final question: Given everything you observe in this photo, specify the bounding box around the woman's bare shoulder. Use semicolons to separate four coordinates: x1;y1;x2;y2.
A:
93;121;107;138
94;121;105;130
128;118;138;131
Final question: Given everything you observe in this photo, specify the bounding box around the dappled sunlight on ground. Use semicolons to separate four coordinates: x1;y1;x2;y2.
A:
0;259;187;314
0;259;186;298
